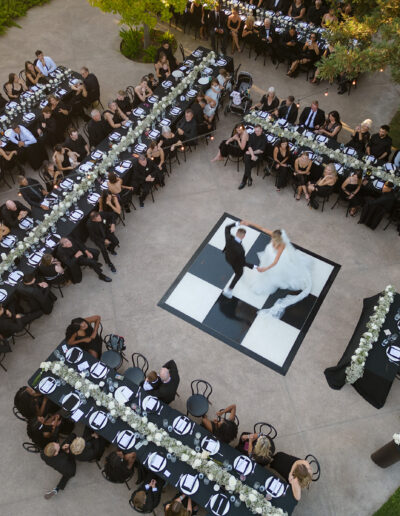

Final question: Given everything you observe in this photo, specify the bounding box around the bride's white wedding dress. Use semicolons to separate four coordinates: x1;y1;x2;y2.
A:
245;230;312;319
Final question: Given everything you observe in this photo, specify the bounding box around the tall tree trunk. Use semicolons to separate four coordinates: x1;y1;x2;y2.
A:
143;23;150;49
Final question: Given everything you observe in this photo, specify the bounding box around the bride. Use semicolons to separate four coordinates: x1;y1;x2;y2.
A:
241;221;312;318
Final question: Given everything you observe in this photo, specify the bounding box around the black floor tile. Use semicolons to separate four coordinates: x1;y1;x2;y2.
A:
188;244;233;289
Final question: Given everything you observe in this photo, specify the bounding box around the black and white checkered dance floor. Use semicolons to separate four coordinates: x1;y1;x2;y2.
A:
159;214;340;375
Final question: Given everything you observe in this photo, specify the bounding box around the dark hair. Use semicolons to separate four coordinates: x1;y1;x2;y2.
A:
23;273;35;284
90;210;100;220
42;106;52;115
108;171;118;183
214;419;238;443
278;137;289;146
381;124;390;132
149;140;157;149
65;317;86;341
254;124;262;130
185;108;194;116
8;73;16;84
158;51;167;61
103;451;132;483
26;417;52;449
329;110;341;124
35;50;43;57
54;144;63;152
385;181;394;188
25;61;34;73
287;95;295;103
14;387;37;419
81;66;89;73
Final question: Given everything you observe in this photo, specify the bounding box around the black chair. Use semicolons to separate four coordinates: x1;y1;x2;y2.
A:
224;152;244;173
383;205;400;231
19;69;27;83
101;468;133;490
179;43;186;62
22;441;40;453
101;350;123;370
305;454;321;481
0;337;13;371
3;82;10;100
186;379;213;417
219;408;239;427
253;421;278;440
124;352;149;385
309;189;331;212
331;191;352;217
13;405;27;421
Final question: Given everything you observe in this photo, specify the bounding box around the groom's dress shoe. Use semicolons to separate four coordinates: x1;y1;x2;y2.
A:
222;288;233;299
238;182;246;190
247;178;252;186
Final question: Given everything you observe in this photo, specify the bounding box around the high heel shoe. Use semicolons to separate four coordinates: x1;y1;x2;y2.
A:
247;178;252;186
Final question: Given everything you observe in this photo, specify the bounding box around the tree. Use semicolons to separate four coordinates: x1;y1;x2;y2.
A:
318;0;400;83
89;0;187;48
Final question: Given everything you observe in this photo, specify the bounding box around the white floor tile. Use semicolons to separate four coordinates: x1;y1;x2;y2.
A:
208;217;260;253
228;272;270;309
241;313;300;367
298;251;334;297
165;273;222;323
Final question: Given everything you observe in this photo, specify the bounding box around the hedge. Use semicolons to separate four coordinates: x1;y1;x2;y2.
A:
0;0;50;35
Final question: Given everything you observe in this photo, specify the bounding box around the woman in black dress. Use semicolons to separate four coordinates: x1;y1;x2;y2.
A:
288;0;306;20
236;432;275;466
52;144;77;174
5;73;27;100
39;253;68;285
227;7;242;54
316;111;342;140
99;190;122;216
159;125;182;163
270;452;313;502
190;0;206;39
48;94;71;138
14;385;57;419
65;314;103;358
273;138;291;191
294;152;312;200
287;33;320;77
307;162;337;207
202;404;238;444
103;101;128;130
211;123;249;161
341;170;363;216
154;52;171;81
242;15;259;51
116;89;132;115
24;61;46;87
147;140;166;182
0;147;21;175
282;26;300;63
346;119;372;155
41;160;64;191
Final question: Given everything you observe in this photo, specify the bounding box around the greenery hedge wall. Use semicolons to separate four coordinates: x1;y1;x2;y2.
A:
0;0;50;35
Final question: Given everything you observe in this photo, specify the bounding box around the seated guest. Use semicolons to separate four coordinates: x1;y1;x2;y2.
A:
80;66;100;106
16;272;57;316
366;125;392;161
216;68;230;90
236;432;274;466
5;73;27;100
104;100;129;130
36;107;59;147
190;92;207;134
322;7;338;27
41;441;76;500
346;119;372;155
242;15;259;51
28;412;73;449
65;315;103;358
177;109;198;144
62;430;106;462
202;404;238;444
307;0;325;26
311;43;334;83
41;161;63;192
107;171;134;198
24;60;46;87
116;89;132;115
255;18;278;63
307;162;338;208
252;86;280;113
52;143;78;173
0;200;30;228
14;385;56;419
63;128;89;162
147;141;166;181
35;49;57;76
56;237;112;283
293;152;312;200
315;110;342;140
87;109;111;148
134;77;153;105
359;181;396;229
393;150;400;169
155;40;178;71
0;146;23;175
154;360;180;404
341;170;363;216
227;7;242;54
69;79;90;119
142;370;161;391
48;94;71;138
238;124;266;190
86;211;119;273
281;25;301;63
265;0;289;13
154;52;171;81
270;452;312;502
39;253;67;285
208;3;228;55
159;125;183;160
131;474;163;513
274;95;298;124
164;493;195;516
287;32;320;77
288;0;306;20
211;123;249;162
18;176;48;217
299;100;325;130
273;137;292;191
203;78;221;126
9;124;46;170
103;450;136;483
99;190;121;216
147;73;158;90
0;303;39;338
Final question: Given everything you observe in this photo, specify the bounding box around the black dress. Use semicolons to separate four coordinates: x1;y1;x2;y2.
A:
274;147;291;188
294;161;309;185
8;82;23;99
219;138;246;158
345;182;361;208
104;109;123;126
290;2;305;18
346;131;370;155
72;321;102;356
270;452;300;481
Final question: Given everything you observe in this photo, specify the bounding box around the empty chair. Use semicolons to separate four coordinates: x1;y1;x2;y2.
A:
125;352;149;385
305;453;321;481
0;336;13;372
22;441;40;453
186;379;213;417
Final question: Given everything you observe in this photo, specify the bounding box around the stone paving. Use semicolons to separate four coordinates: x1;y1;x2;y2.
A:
0;1;400;516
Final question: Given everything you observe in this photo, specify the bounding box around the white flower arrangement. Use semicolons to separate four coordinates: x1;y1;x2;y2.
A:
345;285;396;384
37;358;287;516
393;434;400;446
244;114;399;186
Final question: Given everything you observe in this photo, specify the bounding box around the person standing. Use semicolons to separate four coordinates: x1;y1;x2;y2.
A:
41;441;76;499
238;124;266;189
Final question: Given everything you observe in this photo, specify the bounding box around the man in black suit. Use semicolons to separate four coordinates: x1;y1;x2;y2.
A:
274;96;298;124
222;221;257;298
80;66;100;106
63;430;106;462
0;200;30;228
299;101;325;131
130;154;162;208
86;211;119;273
131;471;164;513
255;18;278;63
41;441;76;499
87;109;110;148
208;3;228;54
36;107;59;146
155;360;180;404
266;0;289;14
16;272;57;316
359;181;396;229
18;175;48;219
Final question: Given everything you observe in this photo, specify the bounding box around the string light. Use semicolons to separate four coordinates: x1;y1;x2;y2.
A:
324;89;329;96
352;80;356;86
379;68;384;72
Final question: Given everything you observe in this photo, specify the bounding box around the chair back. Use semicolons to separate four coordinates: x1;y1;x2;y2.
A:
22;441;40;453
179;43;186;61
0;336;12;354
233;63;242;84
219;408;239;427
19;69;27;83
305;453;321;481
126;86;136;107
253;421;278;440
13;405;28;422
190;379;213;401
3;82;10;100
131;352;149;375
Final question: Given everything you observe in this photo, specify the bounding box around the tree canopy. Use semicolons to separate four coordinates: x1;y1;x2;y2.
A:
318;0;400;83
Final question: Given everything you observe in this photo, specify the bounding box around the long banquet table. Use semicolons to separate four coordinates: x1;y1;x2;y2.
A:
29;342;297;515
0;47;232;306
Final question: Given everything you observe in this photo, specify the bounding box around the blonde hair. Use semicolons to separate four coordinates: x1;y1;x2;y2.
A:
361;119;372;129
70;437;85;455
44;442;58;457
325;163;337;177
133;490;146;509
253;435;273;462
246;15;255;25
293;463;312;489
271;230;283;245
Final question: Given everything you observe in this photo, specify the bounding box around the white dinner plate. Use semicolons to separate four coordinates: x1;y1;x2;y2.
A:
179;474;200;495
208;494;230;515
38;376;57;394
233;455;253;476
198;77;210;85
172;70;183;78
114;385;134;404
65;347;83;364
68;209;84;222
172;415;192;435
0;289;8;302
201;436;220;455
89;410;108;430
115;429;136;450
89;361;109;379
264;476;286;498
147;452;167;472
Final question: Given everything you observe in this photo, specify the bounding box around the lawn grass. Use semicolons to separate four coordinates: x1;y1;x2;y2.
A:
390;108;400;149
373;487;400;516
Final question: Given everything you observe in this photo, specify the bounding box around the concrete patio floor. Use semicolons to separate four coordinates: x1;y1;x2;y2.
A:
0;1;400;516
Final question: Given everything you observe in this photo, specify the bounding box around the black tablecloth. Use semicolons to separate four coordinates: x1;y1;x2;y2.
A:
28;343;297;516
324;292;400;408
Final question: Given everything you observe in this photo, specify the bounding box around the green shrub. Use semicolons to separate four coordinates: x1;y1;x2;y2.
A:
120;27;143;59
151;29;177;53
374;487;400;516
0;0;50;35
143;45;157;63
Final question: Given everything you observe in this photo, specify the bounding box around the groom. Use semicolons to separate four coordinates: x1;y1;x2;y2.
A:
222;221;257;299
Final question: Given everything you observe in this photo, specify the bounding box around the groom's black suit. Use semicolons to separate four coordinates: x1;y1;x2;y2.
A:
223;223;254;290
